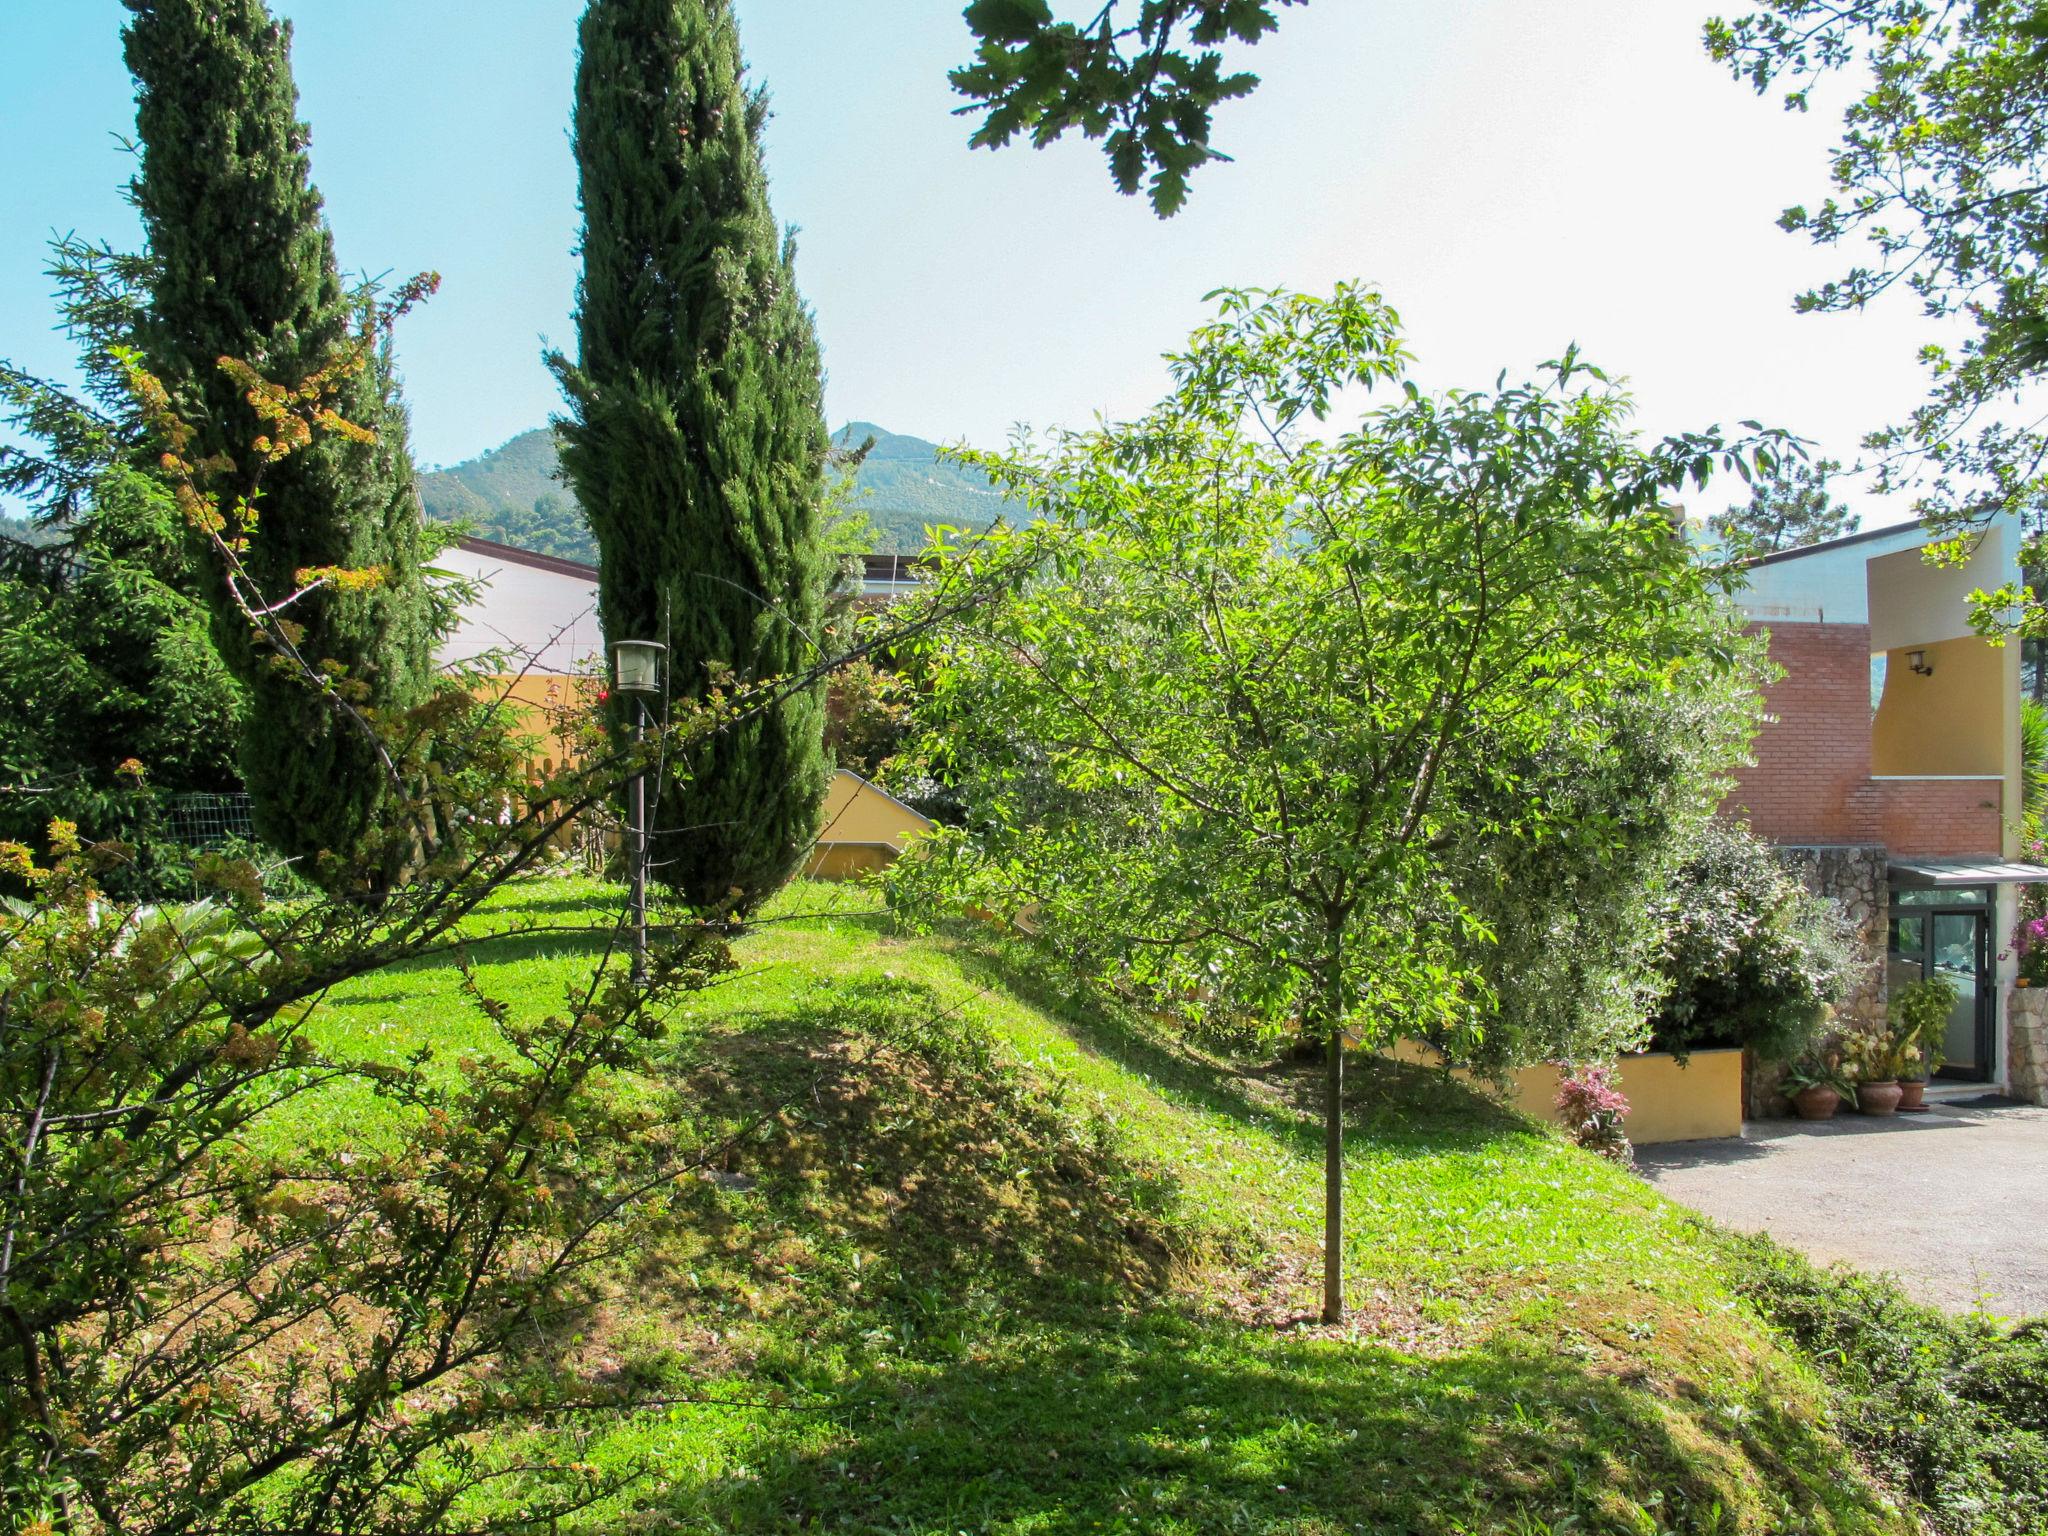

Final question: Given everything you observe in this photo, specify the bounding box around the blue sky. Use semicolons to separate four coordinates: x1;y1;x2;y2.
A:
1;0;1933;526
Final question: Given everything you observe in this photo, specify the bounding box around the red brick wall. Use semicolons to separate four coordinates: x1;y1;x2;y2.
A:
1874;779;2002;856
1722;620;2004;858
1725;622;1879;843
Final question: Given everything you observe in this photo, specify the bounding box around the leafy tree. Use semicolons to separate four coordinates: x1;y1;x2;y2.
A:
953;0;1308;214
1710;454;1859;555
123;0;440;884
0;241;246;893
892;285;1774;1323
1434;649;1765;1081
551;0;832;915
1707;1;2048;631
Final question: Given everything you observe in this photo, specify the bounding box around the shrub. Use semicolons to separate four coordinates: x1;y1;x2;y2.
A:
1729;1235;2048;1533
1554;1063;1633;1164
1649;820;1860;1061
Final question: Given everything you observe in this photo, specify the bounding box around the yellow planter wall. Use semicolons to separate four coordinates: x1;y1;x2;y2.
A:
1383;1041;1743;1145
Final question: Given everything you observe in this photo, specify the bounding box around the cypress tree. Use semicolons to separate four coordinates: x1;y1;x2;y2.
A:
552;0;831;913
123;0;436;882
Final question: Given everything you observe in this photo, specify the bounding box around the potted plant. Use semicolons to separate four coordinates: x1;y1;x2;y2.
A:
1890;975;1957;1110
1843;1027;1915;1116
1781;1055;1856;1120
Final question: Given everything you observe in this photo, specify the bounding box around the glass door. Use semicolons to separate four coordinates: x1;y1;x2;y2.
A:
1887;894;1993;1081
1929;911;1989;1078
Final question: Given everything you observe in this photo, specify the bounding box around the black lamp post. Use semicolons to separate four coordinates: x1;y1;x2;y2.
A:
611;640;665;984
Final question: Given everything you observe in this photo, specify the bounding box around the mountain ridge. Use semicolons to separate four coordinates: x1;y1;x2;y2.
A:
418;422;1020;560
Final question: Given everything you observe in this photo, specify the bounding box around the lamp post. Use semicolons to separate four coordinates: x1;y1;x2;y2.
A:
611;640;666;985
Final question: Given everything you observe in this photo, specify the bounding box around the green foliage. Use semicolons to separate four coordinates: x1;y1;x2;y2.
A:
1780;1053;1858;1102
823;658;913;779
1893;973;1960;1075
1706;1;2048;637
0;241;249;895
1729;1234;2048;1535
891;283;1779;1319
550;0;831;914
123;0;439;881
1710;453;1859;555
0;802;736;1529
952;0;1308;214
1437;647;1765;1077
0;474;246;895
1649;821;1862;1061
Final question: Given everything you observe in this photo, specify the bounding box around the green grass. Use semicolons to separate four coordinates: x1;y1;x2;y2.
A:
295;878;1919;1535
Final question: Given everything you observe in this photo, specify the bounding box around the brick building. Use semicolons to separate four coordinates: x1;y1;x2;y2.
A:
1727;519;2044;1091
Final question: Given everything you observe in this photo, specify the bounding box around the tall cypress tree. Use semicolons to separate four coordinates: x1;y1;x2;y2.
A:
123;0;436;882
552;0;831;913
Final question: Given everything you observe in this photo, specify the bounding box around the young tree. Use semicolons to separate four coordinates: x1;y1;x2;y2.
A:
894;286;1772;1323
551;0;832;915
123;0;439;884
1707;1;2048;631
1710;454;1858;555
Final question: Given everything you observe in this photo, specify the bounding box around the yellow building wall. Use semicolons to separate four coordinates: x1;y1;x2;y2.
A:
804;771;934;881
1383;1041;1743;1145
1871;636;2006;777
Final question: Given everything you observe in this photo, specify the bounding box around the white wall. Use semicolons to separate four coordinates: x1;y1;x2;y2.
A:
438;542;602;677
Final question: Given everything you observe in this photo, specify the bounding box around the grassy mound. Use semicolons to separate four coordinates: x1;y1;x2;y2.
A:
299;880;1918;1534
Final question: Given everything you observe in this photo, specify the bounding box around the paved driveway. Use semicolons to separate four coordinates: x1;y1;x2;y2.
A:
1637;1099;2048;1318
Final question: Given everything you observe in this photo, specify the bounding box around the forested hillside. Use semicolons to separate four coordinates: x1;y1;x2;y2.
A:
418;422;1019;560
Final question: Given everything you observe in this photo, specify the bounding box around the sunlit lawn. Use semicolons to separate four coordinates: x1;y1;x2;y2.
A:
273;877;1904;1535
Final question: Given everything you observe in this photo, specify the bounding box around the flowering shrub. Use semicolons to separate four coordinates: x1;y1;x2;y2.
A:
2011;905;2048;986
1555;1063;1633;1165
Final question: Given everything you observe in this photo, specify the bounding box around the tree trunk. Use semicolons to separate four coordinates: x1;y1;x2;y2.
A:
1322;1026;1344;1325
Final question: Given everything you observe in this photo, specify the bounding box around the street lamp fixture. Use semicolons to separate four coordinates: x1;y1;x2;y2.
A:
613;639;667;694
611;639;666;983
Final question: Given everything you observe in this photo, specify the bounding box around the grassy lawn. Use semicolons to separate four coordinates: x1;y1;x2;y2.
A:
293;877;1912;1535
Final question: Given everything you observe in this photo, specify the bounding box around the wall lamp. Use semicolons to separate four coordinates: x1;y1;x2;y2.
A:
1908;649;1934;676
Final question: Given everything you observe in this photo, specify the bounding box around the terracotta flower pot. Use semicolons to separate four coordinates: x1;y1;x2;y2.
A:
1859;1079;1904;1116
1792;1084;1841;1121
1897;1079;1927;1111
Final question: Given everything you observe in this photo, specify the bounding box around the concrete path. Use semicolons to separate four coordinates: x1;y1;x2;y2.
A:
1637;1098;2048;1318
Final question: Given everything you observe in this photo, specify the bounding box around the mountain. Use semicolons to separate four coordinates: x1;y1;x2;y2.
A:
417;430;589;561
417;422;1022;561
828;421;1017;553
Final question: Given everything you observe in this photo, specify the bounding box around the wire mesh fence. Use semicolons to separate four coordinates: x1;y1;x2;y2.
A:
162;792;256;849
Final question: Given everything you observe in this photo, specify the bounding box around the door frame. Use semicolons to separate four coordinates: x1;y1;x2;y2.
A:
1887;887;1995;1082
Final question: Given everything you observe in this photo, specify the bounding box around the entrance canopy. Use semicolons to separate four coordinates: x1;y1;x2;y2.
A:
1888;857;2048;888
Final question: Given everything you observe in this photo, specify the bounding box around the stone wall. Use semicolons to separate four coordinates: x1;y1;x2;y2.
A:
1753;844;1890;1117
2011;987;2048;1104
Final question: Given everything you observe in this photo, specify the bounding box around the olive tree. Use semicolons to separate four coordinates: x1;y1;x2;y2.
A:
894;285;1773;1323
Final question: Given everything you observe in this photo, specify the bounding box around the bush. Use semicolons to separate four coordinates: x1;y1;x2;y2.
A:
1729;1234;2048;1533
1649;821;1860;1061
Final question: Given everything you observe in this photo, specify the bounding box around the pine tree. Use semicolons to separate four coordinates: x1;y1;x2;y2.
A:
1710;455;1859;556
123;0;436;882
552;0;831;913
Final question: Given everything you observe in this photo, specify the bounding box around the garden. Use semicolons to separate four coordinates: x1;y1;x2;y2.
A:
6;1;2048;1533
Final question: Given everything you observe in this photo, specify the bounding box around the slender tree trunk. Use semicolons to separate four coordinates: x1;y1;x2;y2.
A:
1322;1025;1344;1325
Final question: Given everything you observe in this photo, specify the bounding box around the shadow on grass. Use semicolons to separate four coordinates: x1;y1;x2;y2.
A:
637;973;1192;1329
941;925;1536;1168
625;1301;1895;1535
552;941;1899;1536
